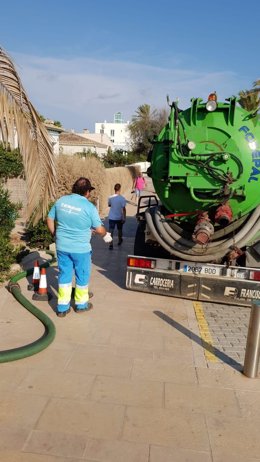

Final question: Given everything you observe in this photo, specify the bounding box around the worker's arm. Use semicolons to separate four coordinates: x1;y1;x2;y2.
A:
94;225;112;243
94;225;107;237
46;217;55;236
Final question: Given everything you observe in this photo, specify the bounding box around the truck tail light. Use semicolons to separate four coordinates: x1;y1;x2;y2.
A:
127;257;156;269
249;271;260;281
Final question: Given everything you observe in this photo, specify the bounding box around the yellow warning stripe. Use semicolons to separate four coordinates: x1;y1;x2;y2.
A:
193;301;218;363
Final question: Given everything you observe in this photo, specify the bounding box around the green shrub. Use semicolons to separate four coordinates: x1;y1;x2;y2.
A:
0;236;16;273
102;149;147;168
0;146;24;280
0;187;19;277
0;143;24;179
26;218;53;249
0;188;20;236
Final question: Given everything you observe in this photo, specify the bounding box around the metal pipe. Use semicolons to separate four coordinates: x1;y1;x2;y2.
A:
243;301;260;378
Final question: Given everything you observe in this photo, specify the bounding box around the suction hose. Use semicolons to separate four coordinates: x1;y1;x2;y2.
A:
163;213;249;248
146;206;260;262
155;207;260;252
0;250;56;363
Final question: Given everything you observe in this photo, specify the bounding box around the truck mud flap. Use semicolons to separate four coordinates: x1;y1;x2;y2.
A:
126;269;181;297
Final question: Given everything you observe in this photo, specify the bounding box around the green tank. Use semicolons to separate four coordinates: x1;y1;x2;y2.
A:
144;94;260;261
151;95;260;221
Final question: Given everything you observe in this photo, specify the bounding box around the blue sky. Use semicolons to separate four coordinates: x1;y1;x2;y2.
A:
1;0;259;131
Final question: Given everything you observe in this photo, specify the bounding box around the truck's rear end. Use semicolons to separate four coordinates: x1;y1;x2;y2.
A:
126;94;260;304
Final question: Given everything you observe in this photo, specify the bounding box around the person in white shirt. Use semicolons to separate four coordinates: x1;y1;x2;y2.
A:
108;183;127;250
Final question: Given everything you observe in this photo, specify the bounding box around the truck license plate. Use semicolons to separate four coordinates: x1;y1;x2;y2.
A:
182;263;221;276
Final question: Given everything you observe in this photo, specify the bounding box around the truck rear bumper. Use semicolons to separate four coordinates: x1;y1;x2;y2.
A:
126;263;260;306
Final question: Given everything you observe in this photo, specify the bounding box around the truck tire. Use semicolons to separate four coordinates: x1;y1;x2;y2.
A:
134;223;171;258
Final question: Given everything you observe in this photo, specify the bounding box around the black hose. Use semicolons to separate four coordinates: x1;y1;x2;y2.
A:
0;250;56;363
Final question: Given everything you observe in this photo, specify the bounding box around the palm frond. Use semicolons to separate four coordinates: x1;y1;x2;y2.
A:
238;89;260;112
0;47;57;223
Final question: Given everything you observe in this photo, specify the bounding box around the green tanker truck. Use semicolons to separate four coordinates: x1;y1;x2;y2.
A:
126;93;260;305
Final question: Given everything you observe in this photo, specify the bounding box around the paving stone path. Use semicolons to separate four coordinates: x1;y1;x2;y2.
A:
202;303;250;368
1;183;260;462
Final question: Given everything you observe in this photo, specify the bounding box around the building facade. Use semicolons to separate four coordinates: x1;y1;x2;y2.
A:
77;129;113;151
59;132;108;157
95;112;130;151
44;121;64;155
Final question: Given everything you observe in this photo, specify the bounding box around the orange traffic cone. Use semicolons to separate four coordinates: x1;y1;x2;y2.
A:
32;267;51;301
27;260;40;291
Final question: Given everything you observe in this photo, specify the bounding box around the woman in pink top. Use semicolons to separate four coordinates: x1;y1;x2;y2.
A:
132;172;146;202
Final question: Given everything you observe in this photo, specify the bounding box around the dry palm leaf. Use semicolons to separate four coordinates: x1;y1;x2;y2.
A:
0;47;57;223
238;79;260;113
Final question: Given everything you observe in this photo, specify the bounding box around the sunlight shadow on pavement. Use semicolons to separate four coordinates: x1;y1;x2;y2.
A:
154;310;242;371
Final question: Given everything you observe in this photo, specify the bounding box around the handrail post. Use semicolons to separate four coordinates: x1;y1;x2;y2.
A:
243;300;260;378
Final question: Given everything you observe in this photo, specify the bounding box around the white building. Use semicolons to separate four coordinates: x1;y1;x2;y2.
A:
0;120;63;156
95;112;130;151
44;121;64;155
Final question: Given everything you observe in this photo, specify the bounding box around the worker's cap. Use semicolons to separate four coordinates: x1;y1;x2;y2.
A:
85;179;95;191
72;177;95;195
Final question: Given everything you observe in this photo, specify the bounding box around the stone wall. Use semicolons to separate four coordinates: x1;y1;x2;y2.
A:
4;178;27;217
2;163;139;221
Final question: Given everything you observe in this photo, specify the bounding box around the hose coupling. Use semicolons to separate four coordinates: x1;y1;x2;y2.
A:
215;204;233;227
192;212;214;245
7;281;21;293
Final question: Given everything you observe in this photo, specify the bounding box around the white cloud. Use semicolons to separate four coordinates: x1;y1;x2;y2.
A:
12;52;246;131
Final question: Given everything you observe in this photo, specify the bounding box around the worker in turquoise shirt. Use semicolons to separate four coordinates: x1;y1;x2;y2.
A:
47;177;112;317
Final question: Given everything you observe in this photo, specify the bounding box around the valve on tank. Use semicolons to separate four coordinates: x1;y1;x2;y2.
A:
214;203;233;227
192;212;214;245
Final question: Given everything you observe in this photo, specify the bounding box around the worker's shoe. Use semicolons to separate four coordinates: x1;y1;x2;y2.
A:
118;238;123;246
56;307;71;318
75;302;93;313
109;243;113;250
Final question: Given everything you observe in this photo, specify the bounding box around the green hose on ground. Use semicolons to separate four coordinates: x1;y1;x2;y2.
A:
0;250;56;363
